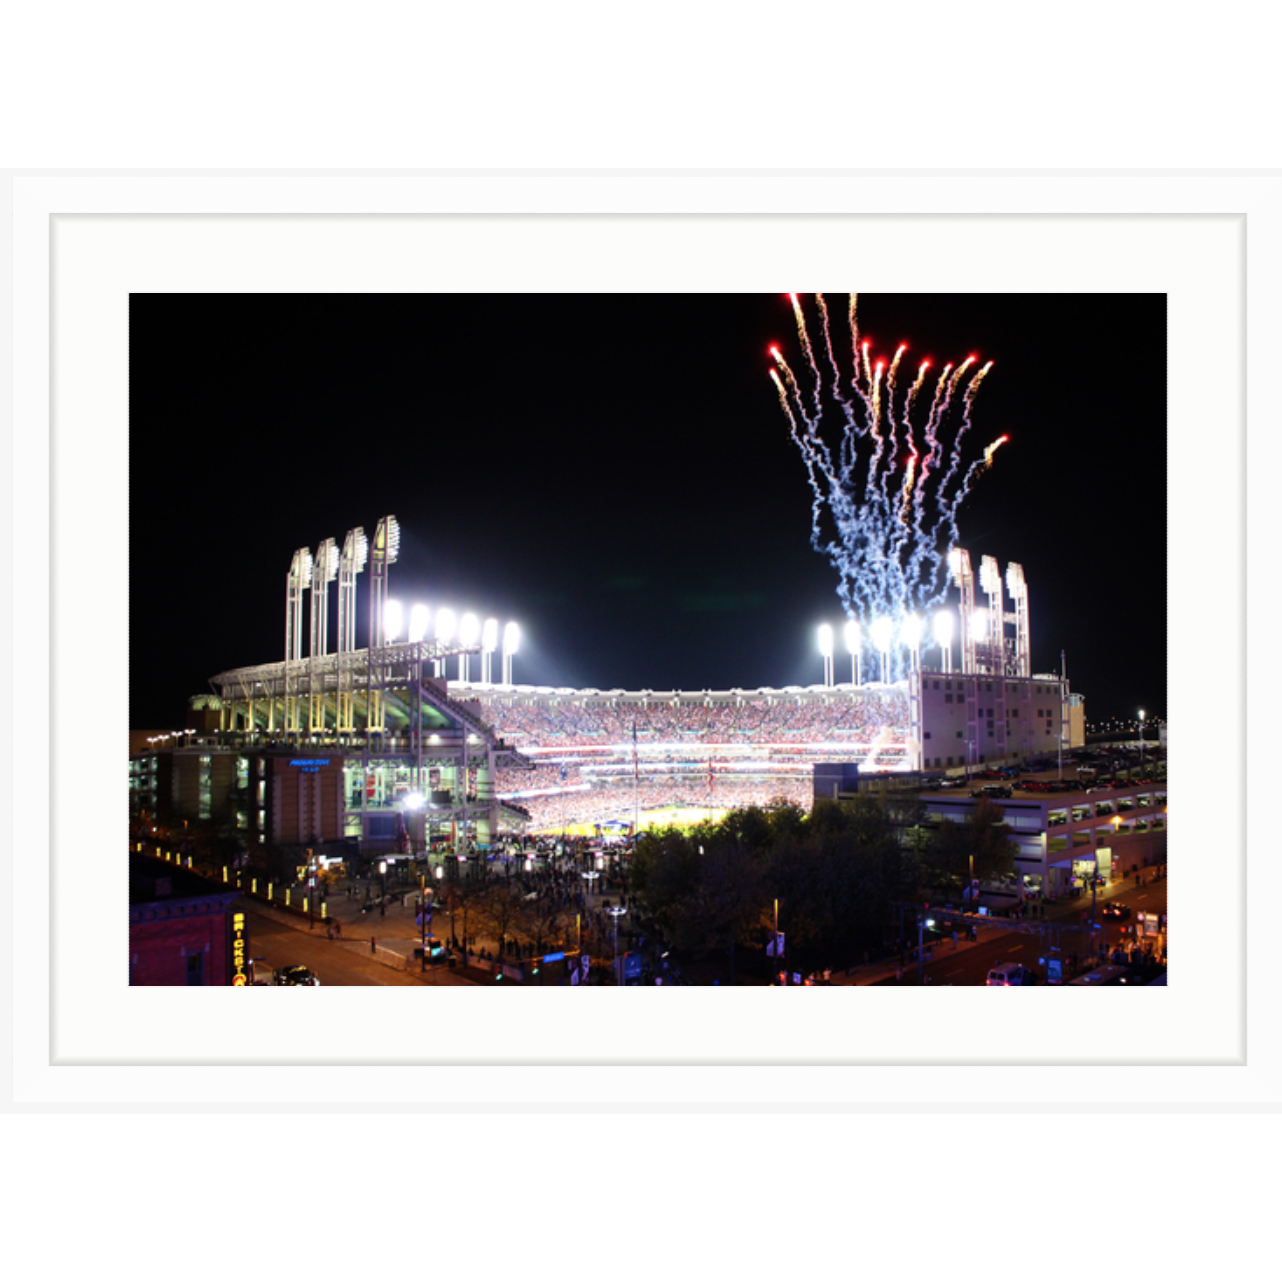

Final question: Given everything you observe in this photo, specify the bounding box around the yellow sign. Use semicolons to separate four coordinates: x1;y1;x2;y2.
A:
230;910;247;985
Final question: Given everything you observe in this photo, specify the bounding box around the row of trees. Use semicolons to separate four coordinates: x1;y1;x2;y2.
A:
628;791;1018;977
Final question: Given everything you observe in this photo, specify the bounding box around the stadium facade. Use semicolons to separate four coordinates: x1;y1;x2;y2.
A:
129;518;1085;864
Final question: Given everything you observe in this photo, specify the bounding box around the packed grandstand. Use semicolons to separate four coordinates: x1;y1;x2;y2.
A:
452;684;913;833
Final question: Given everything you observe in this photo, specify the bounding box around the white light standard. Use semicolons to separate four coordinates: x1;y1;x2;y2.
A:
434;607;456;677
901;613;923;671
502;621;520;686
384;598;403;642
458;612;480;682
817;623;834;688
606;904;628;985
481;617;499;685
870;616;894;684
408;603;430;643
844;620;862;686
933;610;954;675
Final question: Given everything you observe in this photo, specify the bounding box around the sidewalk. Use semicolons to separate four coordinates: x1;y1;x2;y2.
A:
245;882;488;982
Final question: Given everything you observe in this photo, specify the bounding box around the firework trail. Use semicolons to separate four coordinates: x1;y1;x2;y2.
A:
769;294;1005;677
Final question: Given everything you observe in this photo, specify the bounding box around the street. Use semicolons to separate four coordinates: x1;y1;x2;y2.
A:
244;905;473;985
880;879;1167;985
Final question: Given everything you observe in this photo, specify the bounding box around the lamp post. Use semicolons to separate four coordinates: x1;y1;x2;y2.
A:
606;905;628;986
1138;708;1145;768
581;869;599;912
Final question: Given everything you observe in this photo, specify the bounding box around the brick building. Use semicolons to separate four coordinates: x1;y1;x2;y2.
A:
129;854;243;985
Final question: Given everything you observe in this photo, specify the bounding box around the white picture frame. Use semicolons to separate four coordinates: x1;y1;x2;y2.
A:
8;172;1275;1107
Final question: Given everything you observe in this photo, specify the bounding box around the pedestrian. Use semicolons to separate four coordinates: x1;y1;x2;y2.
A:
327;924;334;941
371;935;376;954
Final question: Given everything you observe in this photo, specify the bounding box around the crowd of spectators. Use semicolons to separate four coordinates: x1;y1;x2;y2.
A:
478;690;910;749
477;689;910;833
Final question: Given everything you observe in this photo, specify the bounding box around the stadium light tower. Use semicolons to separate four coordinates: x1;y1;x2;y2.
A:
817;623;834;688
870;615;894;684
368;515;400;649
307;539;339;735
901;613;923;670
934;610;954;675
384;599;404;642
285;547;313;735
845;619;862;686
481;617;499;685
978;554;1003;674
502;621;520;686
336;527;368;735
1005;561;1030;677
408;603;430;643
434;607;456;678
458;612;480;682
948;547;976;674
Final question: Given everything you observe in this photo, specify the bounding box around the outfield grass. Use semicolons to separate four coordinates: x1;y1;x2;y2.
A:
533;805;730;837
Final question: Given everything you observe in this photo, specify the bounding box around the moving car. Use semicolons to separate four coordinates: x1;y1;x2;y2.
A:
1101;902;1131;919
272;965;321;986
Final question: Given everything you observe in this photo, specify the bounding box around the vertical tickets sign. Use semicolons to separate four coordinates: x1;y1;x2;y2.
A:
230;910;248;985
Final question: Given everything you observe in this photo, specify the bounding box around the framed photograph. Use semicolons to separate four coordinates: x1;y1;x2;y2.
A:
10;172;1274;1107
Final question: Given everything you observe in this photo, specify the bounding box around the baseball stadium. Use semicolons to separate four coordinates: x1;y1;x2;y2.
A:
129;515;1080;859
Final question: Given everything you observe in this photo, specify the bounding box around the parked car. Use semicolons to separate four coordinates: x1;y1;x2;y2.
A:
971;784;1012;799
987;962;1036;986
272;965;321;986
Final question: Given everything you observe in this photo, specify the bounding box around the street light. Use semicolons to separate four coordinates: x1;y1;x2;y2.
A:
817;622;834;688
1139;708;1146;767
606;904;628;986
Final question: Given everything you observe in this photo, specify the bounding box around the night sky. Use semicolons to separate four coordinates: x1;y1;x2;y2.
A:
129;293;1166;730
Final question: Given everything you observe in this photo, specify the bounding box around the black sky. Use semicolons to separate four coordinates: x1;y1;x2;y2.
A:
129;293;1166;729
